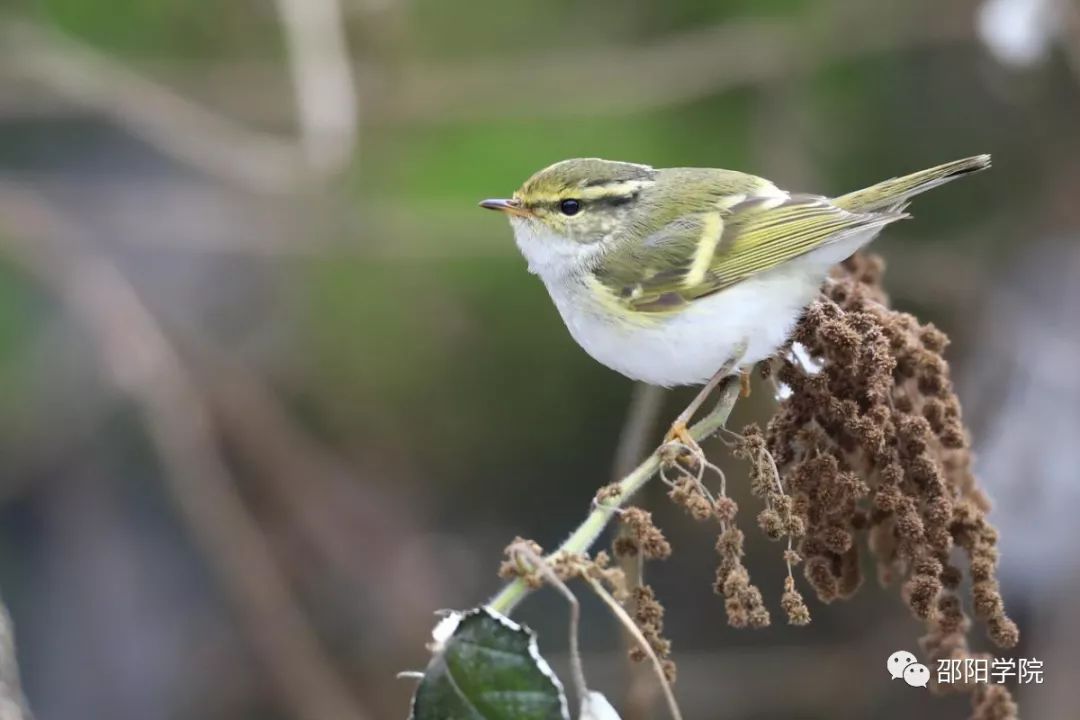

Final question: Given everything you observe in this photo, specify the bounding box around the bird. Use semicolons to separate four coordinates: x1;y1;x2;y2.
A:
479;154;990;444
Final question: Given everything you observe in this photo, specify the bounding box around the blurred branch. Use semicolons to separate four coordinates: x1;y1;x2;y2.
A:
1061;0;1080;82
0;19;306;192
0;183;368;720
275;0;359;175
0;10;358;192
380;3;977;122
196;351;444;650
488;379;740;615
0;597;32;720
2;2;976;130
612;384;666;482
610;385;665;720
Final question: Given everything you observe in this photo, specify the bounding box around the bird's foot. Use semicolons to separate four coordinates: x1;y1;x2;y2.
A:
663;420;702;459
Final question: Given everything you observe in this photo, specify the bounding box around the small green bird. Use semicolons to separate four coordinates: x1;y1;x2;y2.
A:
480;155;989;438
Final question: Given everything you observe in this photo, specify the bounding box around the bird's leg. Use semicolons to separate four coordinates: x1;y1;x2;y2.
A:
662;344;747;455
660;347;747;451
663;369;729;451
740;369;752;398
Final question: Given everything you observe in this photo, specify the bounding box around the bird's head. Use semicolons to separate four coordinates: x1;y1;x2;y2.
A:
480;158;658;275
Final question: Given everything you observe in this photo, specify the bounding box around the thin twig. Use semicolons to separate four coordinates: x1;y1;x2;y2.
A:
507;543;588;710
487;379;740;615
0;183;368;720
584;577;683;720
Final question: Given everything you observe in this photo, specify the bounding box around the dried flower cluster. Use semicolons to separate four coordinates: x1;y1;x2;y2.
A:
498;538;626;596
715;526;771;628
627;584;676;682
612;507;677;681
658;442;778;629
730;426;814;626
656;407;815;629
499;526;679;683
613;507;672;561
765;253;1018;718
497;537;548;589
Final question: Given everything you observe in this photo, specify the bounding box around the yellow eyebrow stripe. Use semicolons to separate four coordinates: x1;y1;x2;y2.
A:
524;180;655;205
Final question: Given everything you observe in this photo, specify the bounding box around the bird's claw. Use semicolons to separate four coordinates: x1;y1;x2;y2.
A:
663;421;703;466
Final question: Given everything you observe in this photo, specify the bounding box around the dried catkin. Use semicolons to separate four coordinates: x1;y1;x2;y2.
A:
766;253;1018;718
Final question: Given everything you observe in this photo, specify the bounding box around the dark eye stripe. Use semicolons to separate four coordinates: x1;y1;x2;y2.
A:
544;192;639;211
600;192;637;207
533;191;640;215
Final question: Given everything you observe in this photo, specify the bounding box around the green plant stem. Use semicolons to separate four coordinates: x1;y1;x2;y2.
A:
487;378;740;615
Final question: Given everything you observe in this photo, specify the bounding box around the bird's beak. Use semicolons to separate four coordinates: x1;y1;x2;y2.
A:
479;198;530;217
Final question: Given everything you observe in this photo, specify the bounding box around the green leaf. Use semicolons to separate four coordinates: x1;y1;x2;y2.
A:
409;608;569;720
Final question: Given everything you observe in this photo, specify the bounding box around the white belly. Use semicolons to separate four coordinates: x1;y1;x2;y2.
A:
540;232;877;387
518;213;882;387
545;269;817;386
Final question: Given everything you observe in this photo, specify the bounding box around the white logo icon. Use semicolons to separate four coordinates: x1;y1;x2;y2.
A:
887;650;918;680
903;663;930;688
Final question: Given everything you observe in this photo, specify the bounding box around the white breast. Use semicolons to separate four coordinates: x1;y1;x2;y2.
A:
543;267;821;386
512;217;882;387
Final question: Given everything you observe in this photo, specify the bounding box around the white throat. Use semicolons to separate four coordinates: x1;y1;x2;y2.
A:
509;218;607;281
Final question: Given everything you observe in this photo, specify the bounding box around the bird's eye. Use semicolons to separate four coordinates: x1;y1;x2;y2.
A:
559;199;582;216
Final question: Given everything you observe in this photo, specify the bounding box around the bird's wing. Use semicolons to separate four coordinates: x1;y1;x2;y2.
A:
592;193;902;313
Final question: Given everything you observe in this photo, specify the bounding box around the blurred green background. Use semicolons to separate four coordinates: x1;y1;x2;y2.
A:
1;0;1078;718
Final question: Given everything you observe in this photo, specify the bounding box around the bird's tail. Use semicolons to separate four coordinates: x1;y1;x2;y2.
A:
831;155;991;214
